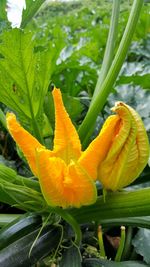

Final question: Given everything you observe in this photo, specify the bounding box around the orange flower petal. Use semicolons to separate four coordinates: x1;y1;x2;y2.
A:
36;149;97;208
52;88;81;163
6;113;45;176
79;115;120;180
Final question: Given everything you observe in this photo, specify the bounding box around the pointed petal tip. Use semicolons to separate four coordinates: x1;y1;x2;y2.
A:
111;101;125;112
6;112;15;121
52;87;61;96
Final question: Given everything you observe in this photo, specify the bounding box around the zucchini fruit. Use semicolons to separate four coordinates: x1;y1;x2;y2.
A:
60;246;82;267
0;213;42;250
0;224;61;267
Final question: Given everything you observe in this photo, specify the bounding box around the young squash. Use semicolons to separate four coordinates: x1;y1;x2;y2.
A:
0;224;61;267
0;213;42;250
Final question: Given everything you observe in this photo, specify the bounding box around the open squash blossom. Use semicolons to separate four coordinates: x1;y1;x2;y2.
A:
6;89;149;207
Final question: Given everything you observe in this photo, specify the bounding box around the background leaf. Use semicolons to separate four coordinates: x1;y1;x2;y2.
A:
21;0;46;28
132;228;150;264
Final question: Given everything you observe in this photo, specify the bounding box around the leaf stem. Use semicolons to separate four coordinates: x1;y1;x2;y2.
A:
54;207;82;247
70;188;150;223
92;0;121;102
78;0;144;145
122;226;133;260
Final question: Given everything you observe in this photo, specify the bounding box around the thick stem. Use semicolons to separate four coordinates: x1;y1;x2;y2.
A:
92;0;121;102
78;0;143;145
70;188;150;223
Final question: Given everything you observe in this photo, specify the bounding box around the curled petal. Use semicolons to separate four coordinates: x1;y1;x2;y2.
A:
52;88;81;163
36;149;97;208
79;115;120;180
98;102;149;191
6;113;45;176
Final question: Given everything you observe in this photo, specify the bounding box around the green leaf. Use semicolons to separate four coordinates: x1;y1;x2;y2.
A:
83;258;148;267
0;29;47;118
132;228;150;264
21;0;46;28
118;74;150;90
0;28;63;140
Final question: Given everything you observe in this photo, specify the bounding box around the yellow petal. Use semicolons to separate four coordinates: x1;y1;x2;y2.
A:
116;103;150;188
79;115;120;180
36;149;97;208
52;88;81;163
98;102;149;191
6;113;45;176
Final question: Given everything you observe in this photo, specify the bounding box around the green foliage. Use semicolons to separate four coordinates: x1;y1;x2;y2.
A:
0;0;150;266
21;0;46;28
0;28;64;140
132;228;150;264
0;0;7;21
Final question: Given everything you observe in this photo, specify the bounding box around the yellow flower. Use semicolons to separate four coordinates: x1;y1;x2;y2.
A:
7;88;98;208
97;102;150;191
6;89;149;208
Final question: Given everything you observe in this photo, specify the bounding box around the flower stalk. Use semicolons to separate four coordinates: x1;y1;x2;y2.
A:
115;226;126;262
92;0;121;102
98;225;106;258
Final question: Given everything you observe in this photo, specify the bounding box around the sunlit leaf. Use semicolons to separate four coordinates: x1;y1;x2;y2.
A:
0;28;64;132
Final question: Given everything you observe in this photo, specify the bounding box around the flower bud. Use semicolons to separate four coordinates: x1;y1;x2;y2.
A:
98;102;149;191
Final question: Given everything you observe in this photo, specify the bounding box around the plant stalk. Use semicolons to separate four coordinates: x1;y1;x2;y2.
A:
70;188;150;223
78;0;143;146
92;0;121;102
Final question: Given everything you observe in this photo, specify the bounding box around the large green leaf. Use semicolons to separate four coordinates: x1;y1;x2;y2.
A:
132;228;150;264
0;29;48;117
0;28;63;139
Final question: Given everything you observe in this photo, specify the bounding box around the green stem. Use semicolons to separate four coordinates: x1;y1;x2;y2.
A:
78;0;143;146
92;0;121;102
54;207;82;246
115;226;126;262
122;226;133;260
70;188;150;223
